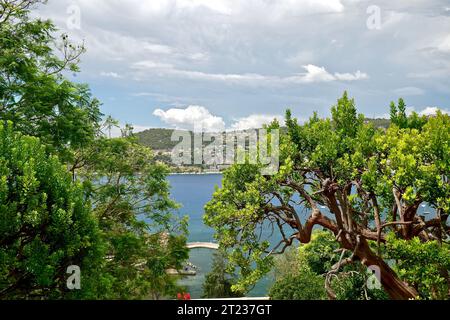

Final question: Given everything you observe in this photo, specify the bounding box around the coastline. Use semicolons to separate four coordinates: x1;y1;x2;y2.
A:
169;172;223;175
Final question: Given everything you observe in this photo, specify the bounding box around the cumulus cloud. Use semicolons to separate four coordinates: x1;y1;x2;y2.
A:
153;106;285;131
153;105;225;131
230;114;284;131
418;106;449;116
299;64;336;83
296;65;368;83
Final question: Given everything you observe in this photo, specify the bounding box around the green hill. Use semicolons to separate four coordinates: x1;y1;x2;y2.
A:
137;128;180;151
137;119;391;151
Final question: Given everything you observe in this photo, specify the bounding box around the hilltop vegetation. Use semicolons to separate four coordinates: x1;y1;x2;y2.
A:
137;119;391;153
137;128;181;151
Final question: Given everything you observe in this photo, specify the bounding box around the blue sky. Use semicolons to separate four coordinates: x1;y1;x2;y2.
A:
35;0;450;133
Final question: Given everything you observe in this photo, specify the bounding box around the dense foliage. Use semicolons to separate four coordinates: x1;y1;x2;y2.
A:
205;92;450;300
202;251;244;299
269;244;327;300
269;231;387;300
0;0;188;299
0;123;103;299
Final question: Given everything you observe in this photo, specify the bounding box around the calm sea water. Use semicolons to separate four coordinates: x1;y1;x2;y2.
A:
167;174;271;298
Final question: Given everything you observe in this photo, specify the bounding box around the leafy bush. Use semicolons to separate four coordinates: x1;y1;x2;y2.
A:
269;269;327;300
0;123;103;299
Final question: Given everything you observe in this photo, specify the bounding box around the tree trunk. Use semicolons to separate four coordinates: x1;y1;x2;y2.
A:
357;240;418;300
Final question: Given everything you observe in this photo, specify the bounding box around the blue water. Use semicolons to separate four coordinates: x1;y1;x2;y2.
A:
168;174;221;243
167;174;272;298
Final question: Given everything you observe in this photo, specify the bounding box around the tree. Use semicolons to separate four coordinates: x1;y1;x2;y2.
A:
269;244;326;300
103;115;120;139
205;92;450;300
0;0;102;160
390;98;427;130
202;250;244;299
385;235;450;300
0;0;189;299
0;122;104;299
269;271;327;300
269;230;387;300
74;135;189;299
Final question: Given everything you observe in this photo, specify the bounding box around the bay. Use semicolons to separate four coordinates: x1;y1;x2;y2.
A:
167;173;271;299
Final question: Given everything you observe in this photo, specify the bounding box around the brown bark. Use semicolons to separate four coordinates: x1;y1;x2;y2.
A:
355;239;419;300
274;179;425;300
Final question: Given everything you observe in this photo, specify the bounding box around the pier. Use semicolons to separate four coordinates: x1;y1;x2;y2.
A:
186;242;219;250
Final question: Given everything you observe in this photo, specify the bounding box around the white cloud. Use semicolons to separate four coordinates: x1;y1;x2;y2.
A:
100;71;121;78
418;106;449;116
153;105;225;131
230;114;284;130
285;65;368;83
300;64;336;83
123;0;345;17
153;106;284;131
438;35;450;53
334;70;369;81
393;87;425;96
132;61;368;86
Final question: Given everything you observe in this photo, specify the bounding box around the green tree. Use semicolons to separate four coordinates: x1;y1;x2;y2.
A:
269;231;387;300
269;271;327;300
390;101;398;125
269;245;326;300
390;98;427;130
202;251;244;299
0;1;189;300
0;0;102;160
385;235;450;300
205;92;450;300
0;123;104;299
103;115;120;139
74;135;189;299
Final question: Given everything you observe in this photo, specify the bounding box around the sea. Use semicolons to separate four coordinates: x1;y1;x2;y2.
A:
167;173;272;298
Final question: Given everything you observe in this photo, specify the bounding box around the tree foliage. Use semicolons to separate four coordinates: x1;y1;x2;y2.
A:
0;0;101;160
202;250;244;299
0;123;103;299
269;231;387;300
205;92;450;300
0;0;188;299
75;135;189;299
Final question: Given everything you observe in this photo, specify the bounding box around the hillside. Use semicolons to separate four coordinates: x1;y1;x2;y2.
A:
136;128;180;151
136;119;391;151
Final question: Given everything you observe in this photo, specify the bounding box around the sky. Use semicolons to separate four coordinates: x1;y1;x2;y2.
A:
34;0;450;133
